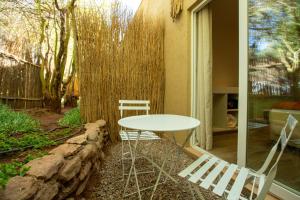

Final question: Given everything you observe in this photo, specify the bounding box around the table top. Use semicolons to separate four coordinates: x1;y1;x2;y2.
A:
118;114;200;132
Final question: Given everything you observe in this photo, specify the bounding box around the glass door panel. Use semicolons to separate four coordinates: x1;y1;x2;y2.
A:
247;0;300;195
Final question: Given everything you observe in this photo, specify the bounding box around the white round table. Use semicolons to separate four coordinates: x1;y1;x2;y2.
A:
118;114;200;200
118;114;200;132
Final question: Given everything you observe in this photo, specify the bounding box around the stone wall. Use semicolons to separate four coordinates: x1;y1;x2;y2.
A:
2;120;109;200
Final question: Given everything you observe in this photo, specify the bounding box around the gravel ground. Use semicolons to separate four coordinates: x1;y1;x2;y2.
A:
82;139;224;200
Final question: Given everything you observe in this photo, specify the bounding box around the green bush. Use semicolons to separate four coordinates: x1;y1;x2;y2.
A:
0;104;40;135
0;161;30;188
0;133;55;151
0;150;47;188
23;150;48;163
58;107;84;128
0;104;55;152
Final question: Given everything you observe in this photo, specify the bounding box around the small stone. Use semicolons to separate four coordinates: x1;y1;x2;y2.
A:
76;174;91;196
93;161;100;171
79;144;97;161
86;129;99;141
25;154;64;180
95;140;103;150
66;134;87;145
4;176;38;200
100;151;105;160
95;119;106;127
34;181;59;200
104;130;109;136
98;132;104;142
58;178;80;200
79;162;92;181
50;143;82;158
84;123;99;131
59;156;82;182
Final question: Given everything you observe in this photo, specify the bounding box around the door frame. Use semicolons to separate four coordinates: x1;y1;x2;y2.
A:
190;0;300;199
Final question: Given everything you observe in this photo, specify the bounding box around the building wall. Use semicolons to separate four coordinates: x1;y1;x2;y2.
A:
138;0;238;143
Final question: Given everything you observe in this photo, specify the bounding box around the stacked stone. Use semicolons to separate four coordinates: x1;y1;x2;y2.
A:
2;120;109;200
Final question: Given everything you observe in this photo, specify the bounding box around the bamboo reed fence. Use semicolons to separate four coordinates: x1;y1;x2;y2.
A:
77;5;165;142
0;52;43;109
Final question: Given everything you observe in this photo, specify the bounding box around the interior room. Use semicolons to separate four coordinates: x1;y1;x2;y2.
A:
205;0;239;163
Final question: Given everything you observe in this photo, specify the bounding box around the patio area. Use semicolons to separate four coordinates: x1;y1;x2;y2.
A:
0;0;299;199
83;140;224;200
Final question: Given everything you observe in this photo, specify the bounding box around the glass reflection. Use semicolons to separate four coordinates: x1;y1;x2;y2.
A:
248;0;300;195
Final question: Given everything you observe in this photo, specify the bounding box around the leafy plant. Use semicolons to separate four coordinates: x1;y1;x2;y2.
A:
50;128;72;139
0;133;55;151
0;104;40;135
58;107;84;128
23;150;48;164
0;162;30;188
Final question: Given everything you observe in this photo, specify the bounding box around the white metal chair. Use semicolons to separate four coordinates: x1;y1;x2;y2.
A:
179;114;298;200
119;100;160;180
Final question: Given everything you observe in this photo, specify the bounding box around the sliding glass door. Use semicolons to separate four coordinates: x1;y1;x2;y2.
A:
245;0;300;198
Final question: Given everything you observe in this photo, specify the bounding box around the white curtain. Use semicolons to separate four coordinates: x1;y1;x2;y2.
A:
195;5;213;150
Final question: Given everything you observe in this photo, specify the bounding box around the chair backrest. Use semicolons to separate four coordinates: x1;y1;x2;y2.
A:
119;100;150;118
256;114;298;200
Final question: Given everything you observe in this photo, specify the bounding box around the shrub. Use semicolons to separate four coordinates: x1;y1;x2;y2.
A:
0;104;40;135
0;133;55;151
58;107;84;127
0;104;55;152
0;161;30;188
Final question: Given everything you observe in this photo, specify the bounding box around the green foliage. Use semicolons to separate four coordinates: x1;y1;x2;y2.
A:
50;128;72;139
0;133;55;151
0;104;40;135
0;104;55;152
0;161;30;188
23;150;48;163
58;107;84;128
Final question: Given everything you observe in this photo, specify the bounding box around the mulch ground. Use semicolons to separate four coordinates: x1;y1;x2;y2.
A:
26;107;71;131
82;139;224;200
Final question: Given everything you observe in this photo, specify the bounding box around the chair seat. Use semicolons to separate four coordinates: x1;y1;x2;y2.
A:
120;130;160;141
178;154;265;200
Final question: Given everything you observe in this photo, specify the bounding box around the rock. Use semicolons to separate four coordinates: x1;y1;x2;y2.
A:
79;144;97;161
66;134;87;145
86;129;98;141
25;154;64;180
76;174;91;196
59;156;82;182
95;119;106;127
50;143;82;158
4;176;38;200
58;178;80;200
79;162;92;181
95;140;103;150
84;123;99;131
34;181;59;200
93;161;100;171
98;132;104;142
103;130;109;136
100;151;105;160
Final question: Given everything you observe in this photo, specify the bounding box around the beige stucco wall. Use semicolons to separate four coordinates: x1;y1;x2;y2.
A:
138;0;238;143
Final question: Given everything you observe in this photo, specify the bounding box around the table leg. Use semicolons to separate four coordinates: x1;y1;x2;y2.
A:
166;129;195;180
150;144;169;200
123;130;142;200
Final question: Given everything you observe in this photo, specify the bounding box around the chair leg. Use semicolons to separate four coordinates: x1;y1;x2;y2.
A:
123;132;142;200
121;140;125;180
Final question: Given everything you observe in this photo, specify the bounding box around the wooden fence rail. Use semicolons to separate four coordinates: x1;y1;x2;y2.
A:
0;52;43;109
